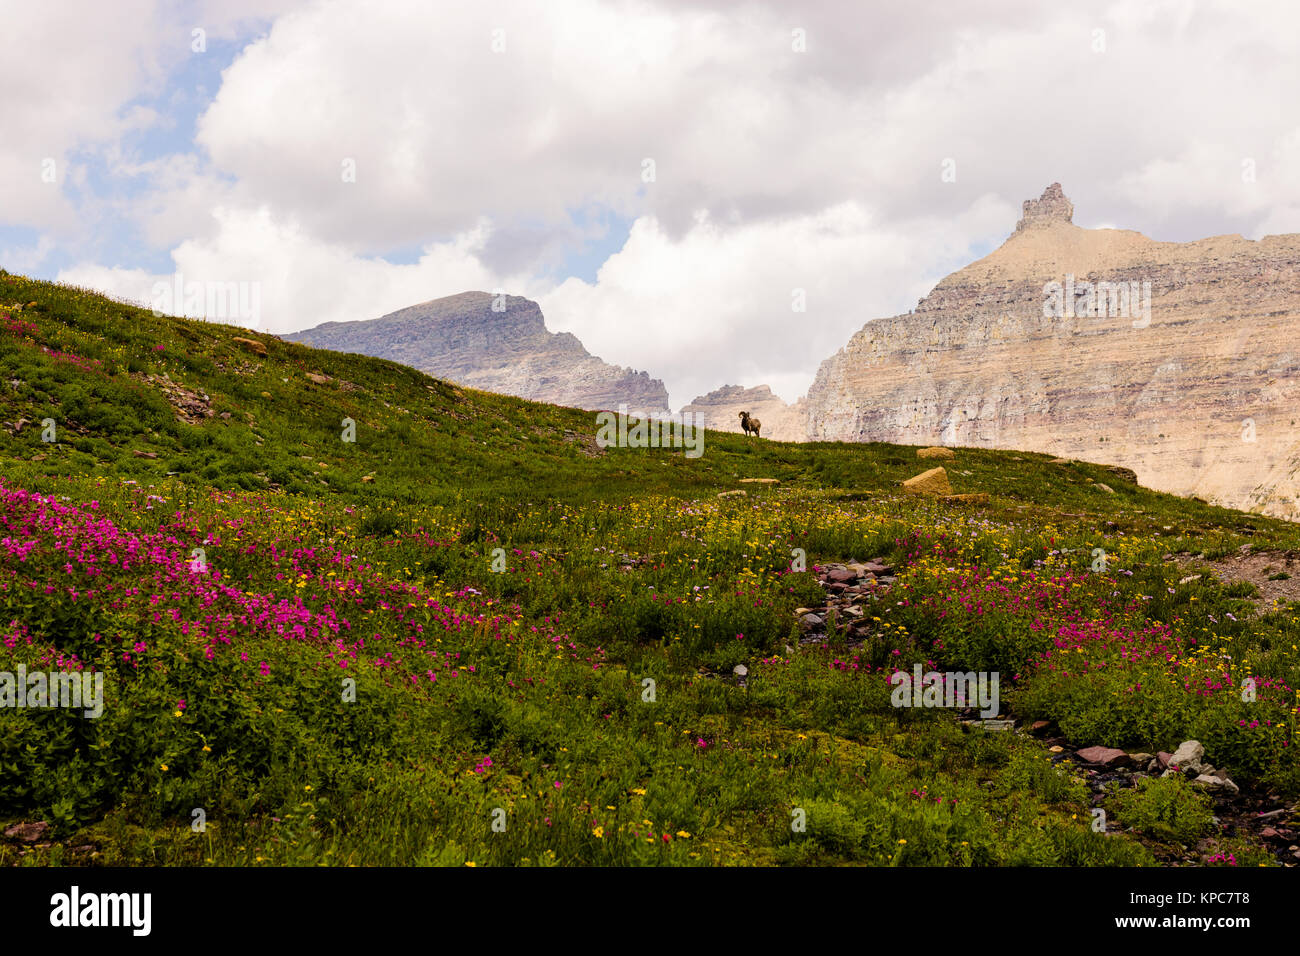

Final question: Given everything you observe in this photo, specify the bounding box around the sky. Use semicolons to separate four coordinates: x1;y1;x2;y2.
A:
3;0;1298;409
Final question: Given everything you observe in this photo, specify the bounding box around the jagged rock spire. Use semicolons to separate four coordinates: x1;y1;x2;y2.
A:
1015;183;1074;233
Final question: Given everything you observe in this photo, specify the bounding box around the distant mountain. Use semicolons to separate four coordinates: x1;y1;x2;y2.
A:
680;384;806;441
803;183;1300;519
285;291;670;414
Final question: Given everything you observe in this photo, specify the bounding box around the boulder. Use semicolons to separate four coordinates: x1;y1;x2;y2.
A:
1168;740;1206;773
1077;746;1130;767
1193;773;1240;795
231;336;268;356
902;467;953;497
305;372;332;385
738;478;779;484
917;446;955;460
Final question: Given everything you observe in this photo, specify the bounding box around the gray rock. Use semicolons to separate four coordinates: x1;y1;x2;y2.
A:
1168;740;1205;774
732;664;748;678
800;613;824;628
1193;773;1240;795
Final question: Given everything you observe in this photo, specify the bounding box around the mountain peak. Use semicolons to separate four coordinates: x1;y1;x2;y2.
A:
1014;182;1074;233
285;291;670;414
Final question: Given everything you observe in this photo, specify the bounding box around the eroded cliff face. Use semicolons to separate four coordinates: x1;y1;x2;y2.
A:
804;184;1300;519
286;292;670;414
680;384;807;441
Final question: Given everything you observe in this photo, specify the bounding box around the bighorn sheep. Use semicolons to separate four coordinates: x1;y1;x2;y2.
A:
738;410;762;438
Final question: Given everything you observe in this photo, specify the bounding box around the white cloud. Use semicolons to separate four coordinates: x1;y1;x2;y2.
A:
12;0;1300;412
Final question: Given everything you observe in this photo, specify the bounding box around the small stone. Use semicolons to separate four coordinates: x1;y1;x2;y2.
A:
826;568;857;583
800;613;824;628
1129;752;1154;764
1031;720;1051;732
305;372;332;384
737;478;778;484
1095;483;1115;493
717;490;747;498
732;664;748;678
1049;745;1064;753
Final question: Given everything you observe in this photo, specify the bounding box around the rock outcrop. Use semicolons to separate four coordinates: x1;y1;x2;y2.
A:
804;184;1300;519
679;384;806;441
285;292;670;414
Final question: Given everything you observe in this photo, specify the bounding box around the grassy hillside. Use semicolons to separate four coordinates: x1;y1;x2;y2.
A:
1;269;1298;867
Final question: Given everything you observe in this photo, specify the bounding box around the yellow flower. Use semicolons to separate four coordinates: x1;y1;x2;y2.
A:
898;838;907;844
676;830;691;838
160;764;169;771
173;710;183;717
465;861;476;867
592;826;604;838
304;785;312;792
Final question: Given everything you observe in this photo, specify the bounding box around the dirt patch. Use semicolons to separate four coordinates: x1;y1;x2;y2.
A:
1175;546;1300;612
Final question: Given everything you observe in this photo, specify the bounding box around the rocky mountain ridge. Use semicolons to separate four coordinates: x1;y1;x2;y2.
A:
802;184;1300;519
285;291;670;414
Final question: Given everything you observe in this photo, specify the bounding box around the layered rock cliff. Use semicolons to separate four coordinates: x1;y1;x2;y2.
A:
285;292;670;414
804;184;1300;519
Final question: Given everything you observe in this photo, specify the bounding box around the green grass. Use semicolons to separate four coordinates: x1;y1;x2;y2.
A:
1;270;1297;867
